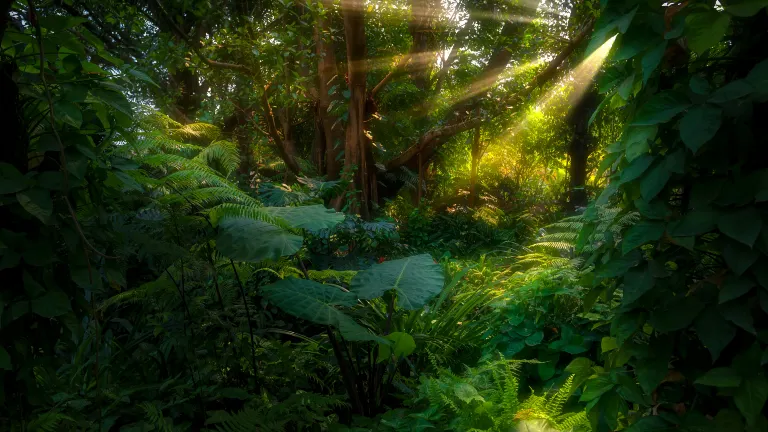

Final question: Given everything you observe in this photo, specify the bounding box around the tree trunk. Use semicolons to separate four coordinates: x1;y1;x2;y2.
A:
314;0;344;180
567;88;598;210
341;0;368;217
406;0;436;91
469;122;481;208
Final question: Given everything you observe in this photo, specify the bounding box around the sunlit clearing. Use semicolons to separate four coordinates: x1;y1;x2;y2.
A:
508;34;617;136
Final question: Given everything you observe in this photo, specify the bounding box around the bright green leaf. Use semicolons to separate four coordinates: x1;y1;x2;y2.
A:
685;11;731;54
454;382;484;403
377;332;416;362
601;337;619;353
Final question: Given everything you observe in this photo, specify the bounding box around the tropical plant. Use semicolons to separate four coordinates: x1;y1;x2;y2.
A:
566;0;768;430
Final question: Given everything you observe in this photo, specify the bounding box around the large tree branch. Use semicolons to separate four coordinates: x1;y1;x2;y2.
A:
385;19;595;173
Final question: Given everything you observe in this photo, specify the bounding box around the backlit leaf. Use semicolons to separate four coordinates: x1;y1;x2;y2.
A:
685;11;731;54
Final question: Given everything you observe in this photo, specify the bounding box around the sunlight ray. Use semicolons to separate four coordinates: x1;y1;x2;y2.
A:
504;35;617;139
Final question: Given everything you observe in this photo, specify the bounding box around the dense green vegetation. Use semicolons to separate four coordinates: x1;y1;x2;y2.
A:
2;0;768;430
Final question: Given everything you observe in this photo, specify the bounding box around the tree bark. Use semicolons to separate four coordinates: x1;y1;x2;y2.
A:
469;121;481;208
341;0;369;217
314;0;344;179
567;88;598;210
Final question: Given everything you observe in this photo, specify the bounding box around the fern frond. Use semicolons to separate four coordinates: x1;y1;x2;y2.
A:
27;412;74;432
163;169;239;191
194;140;240;175
168;122;222;141
140;402;174;432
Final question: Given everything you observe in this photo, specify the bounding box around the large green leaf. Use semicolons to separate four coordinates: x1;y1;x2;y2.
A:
641;41;667;85
695;367;742;387
377;332;416;362
734;375;768;426
623;126;657;162
640;160;672;201
695;307;736;362
685;11;731;54
622;268;655;306
16;189;53;224
719;277;754;304
619;155;654;183
54;100;83;128
718;207;762;247
31;289;71;318
350;254;444;310
454;382;484;403
680;105;722;153
0;163;29;194
262;205;344;231
261;278;382;342
632;91;690;125
622;221;665;254
650;296;704;332
216;217;302;262
710;80;755;104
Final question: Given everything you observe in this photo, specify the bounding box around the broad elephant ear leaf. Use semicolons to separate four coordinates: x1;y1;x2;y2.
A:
261;278;385;343
350;254;445;310
262;204;344;231
216;217;302;262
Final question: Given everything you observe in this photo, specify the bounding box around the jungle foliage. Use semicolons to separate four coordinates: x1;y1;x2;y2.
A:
2;0;768;430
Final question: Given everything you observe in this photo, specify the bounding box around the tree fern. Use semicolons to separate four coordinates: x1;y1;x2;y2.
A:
193;140;240;175
415;362;590;431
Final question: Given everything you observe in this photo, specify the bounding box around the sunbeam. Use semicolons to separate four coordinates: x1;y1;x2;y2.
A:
504;34;618;139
